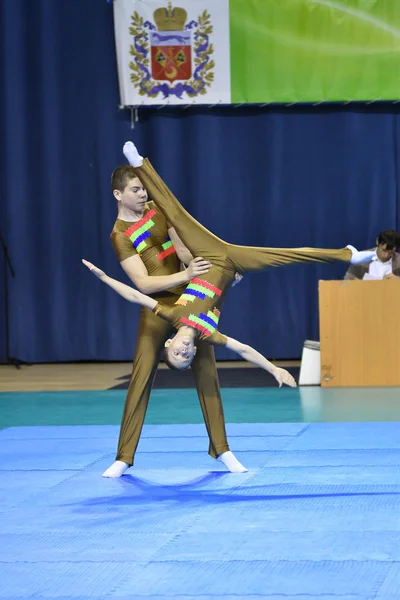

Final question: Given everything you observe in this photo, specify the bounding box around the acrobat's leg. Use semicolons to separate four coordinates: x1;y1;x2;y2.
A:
102;307;173;478
123;143;228;267
226;243;375;274
191;340;247;473
123;142;374;274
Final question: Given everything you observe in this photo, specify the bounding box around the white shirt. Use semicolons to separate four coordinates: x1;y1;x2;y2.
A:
366;254;393;279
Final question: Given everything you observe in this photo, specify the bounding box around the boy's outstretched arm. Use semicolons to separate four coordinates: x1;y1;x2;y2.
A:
82;259;157;311
225;337;297;388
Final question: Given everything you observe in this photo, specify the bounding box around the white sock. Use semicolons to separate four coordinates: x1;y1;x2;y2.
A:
102;460;129;478
217;451;248;473
347;245;376;265
123;141;143;168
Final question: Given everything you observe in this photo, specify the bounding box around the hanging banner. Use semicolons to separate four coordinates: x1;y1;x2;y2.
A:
113;0;231;105
113;0;400;106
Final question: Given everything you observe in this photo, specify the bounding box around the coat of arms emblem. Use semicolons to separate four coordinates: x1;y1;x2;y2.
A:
129;2;214;99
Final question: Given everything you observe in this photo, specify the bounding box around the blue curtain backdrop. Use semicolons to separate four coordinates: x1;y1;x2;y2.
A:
1;0;400;363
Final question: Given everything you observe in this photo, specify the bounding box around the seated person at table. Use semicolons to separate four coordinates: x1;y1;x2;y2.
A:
344;229;400;280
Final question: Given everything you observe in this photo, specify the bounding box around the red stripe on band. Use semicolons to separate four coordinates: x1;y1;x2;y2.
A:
191;278;222;296
157;246;176;261
123;209;157;237
179;317;212;337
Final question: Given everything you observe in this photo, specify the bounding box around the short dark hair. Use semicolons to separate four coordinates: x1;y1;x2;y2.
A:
163;348;191;371
377;229;400;250
111;165;138;192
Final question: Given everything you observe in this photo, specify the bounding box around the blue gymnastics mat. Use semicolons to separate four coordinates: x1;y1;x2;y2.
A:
1;422;400;599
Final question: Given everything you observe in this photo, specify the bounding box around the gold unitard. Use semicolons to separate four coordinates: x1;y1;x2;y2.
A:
111;201;229;466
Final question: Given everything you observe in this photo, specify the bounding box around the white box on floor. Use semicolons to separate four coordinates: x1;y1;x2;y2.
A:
299;340;321;386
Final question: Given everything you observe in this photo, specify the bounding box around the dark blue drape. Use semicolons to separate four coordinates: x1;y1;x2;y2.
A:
1;0;400;363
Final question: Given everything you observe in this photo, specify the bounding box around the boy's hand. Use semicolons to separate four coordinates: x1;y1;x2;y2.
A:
185;256;212;279
82;259;106;279
272;367;297;388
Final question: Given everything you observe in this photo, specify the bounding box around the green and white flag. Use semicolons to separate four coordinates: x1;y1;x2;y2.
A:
113;0;400;106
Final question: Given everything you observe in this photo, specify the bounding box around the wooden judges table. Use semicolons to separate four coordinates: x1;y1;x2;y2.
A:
319;279;399;387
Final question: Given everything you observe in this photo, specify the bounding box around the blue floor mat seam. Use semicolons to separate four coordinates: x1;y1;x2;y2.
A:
79;452;115;471
295;424;311;437
142;559;400;565
370;564;396;600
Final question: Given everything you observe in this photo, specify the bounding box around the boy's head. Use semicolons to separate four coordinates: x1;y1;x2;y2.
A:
164;333;197;370
111;165;148;213
376;229;400;262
